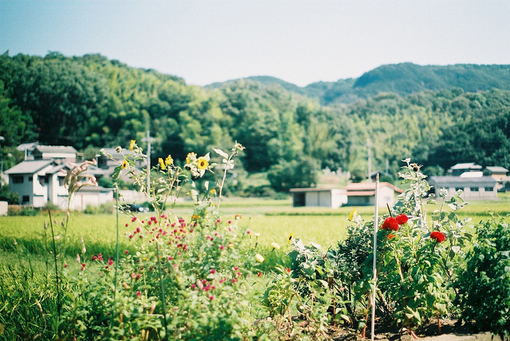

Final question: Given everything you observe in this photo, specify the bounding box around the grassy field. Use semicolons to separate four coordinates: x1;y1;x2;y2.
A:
1;194;509;262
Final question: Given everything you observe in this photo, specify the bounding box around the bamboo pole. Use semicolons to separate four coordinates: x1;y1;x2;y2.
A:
371;173;380;341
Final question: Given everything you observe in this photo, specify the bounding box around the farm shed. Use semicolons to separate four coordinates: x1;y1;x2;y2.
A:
344;182;403;207
429;176;498;201
290;188;347;209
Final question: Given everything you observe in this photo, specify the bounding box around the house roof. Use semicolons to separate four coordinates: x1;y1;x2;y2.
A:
486;166;508;174
344;182;403;193
429;176;497;186
449;162;482;170
16;142;39;151
33;145;77;154
5;160;55;175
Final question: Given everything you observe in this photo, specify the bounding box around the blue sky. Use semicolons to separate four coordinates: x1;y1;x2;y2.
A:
1;0;509;86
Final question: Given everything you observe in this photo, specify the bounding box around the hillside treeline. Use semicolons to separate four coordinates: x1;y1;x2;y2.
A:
209;63;510;105
1;52;510;191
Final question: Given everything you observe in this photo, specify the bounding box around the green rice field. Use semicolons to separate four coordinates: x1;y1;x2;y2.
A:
1;195;509;262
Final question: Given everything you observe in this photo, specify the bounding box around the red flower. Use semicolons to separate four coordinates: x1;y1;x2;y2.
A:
430;231;446;243
387;234;396;240
382;217;399;231
396;214;409;225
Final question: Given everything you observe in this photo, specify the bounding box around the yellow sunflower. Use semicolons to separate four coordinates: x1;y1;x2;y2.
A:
197;156;209;170
121;160;128;169
129;140;136;151
165;155;173;166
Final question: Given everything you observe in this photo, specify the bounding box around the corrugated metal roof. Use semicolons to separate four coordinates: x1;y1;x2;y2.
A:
430;176;497;185
5;160;54;174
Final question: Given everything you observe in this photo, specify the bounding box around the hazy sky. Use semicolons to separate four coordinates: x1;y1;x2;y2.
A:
1;0;509;87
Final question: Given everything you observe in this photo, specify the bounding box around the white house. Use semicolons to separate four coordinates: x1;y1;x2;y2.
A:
448;163;483;176
429;176;498;201
290;187;347;209
17;143;78;162
5;159;112;209
344;182;403;207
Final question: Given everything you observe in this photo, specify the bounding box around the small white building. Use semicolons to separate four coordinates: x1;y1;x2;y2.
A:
345;182;403;207
5;159;112;209
429;176;498;201
290;188;348;209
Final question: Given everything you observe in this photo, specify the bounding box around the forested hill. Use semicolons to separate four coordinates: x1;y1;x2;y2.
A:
2;52;510;193
207;63;510;105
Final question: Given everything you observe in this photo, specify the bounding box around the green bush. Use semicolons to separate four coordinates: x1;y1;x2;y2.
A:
454;216;510;336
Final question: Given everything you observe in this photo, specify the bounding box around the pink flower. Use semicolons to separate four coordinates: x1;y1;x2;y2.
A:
231;278;236;283
136;291;141;298
210;269;216;274
209;295;214;301
396;214;409;225
430;231;446;243
219;245;224;250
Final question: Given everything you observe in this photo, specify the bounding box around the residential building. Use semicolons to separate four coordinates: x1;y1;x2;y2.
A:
5;159;112;209
448;163;482;176
17;142;78;163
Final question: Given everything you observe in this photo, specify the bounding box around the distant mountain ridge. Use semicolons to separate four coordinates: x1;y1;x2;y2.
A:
206;63;510;105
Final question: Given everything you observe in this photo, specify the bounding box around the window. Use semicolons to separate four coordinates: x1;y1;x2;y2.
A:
455;187;463;192
485;187;494;192
28;176;33;182
470;187;479;192
58;177;65;186
22;195;29;203
12;175;24;184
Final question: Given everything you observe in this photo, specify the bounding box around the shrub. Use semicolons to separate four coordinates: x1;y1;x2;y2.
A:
454;216;510;336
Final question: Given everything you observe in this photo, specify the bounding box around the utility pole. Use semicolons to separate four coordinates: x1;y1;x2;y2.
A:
367;138;372;182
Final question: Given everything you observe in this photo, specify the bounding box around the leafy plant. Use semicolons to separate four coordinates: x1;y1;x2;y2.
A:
454;215;510;336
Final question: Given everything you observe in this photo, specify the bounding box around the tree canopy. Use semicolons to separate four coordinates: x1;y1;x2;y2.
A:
1;52;510;192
